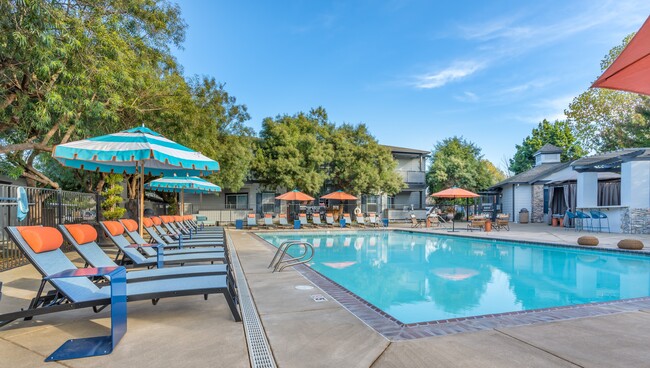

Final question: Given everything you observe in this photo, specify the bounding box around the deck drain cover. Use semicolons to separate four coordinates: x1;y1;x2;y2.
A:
295;285;314;290
311;294;328;302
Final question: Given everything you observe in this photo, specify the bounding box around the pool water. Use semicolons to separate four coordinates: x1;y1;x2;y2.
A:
257;230;650;324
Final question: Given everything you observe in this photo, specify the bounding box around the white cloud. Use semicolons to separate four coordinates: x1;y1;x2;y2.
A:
454;91;479;102
459;1;649;56
412;61;484;89
510;94;576;124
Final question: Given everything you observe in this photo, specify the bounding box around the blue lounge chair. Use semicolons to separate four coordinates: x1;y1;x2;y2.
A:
122;218;224;252
151;216;222;245
263;214;276;229
277;214;291;229
100;221;226;268
246;214;258;228
59;224;232;283
142;218;224;249
1;226;240;361
299;213;315;228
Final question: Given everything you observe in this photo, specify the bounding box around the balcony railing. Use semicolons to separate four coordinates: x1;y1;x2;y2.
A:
397;170;426;183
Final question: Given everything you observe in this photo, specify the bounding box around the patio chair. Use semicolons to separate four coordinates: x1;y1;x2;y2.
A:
575;211;593;232
157;216;223;242
100;221;226;268
343;213;353;227
1;226;240;361
246;214;258;229
467;215;486;232
277;214;291;229
120;219;225;255
262;214;276;229
590;210;610;233
143;218;224;249
299;213;316;228
312;215;325;227
325;213;335;227
59;224;231;283
356;215;367;228
409;214;422;228
494;214;510;231
368;213;379;227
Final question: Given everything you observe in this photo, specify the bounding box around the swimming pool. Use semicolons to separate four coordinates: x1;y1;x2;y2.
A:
257;230;650;324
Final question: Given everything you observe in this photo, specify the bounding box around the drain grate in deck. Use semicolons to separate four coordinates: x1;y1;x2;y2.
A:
227;232;276;368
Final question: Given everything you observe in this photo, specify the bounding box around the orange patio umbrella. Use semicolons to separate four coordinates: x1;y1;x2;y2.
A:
321;190;358;218
276;190;315;221
592;15;650;95
275;189;315;201
321;190;357;200
431;187;479;232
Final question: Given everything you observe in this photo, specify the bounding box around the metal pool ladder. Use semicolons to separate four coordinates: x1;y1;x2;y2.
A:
268;240;315;272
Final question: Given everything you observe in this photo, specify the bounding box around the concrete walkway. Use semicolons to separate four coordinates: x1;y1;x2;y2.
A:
0;252;249;368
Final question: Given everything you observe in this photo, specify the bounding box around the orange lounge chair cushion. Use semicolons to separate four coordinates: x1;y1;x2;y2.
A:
174;215;182;222
151;217;162;226
121;219;138;232
65;224;98;244
143;218;154;228
18;226;63;253
103;221;124;236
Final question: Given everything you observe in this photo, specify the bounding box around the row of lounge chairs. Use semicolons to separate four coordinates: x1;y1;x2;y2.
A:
247;212;384;229
0;214;240;361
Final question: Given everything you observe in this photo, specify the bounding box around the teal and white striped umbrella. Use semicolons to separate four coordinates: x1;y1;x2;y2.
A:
145;176;221;194
52;126;219;176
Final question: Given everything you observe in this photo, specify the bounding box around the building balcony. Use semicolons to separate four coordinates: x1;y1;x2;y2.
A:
397;170;426;184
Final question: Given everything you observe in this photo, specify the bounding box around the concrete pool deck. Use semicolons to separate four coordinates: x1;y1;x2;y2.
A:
1;224;650;367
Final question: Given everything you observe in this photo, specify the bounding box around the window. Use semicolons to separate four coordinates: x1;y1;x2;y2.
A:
363;195;379;214
225;193;248;210
261;192;276;214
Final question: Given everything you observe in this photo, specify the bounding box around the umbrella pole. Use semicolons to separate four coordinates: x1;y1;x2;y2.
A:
139;161;144;237
180;188;184;216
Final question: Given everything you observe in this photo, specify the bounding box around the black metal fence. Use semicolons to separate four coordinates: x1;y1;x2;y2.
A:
0;184;99;271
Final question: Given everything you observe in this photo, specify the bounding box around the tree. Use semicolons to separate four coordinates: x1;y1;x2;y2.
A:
328;124;404;196
509;120;585;175
565;34;646;152
101;174;126;220
0;0;186;187
427;137;500;194
253;108;334;195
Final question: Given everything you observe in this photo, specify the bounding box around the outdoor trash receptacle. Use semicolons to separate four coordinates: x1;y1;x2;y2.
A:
382;219;389;227
340;219;346;228
294;220;301;229
235;220;243;229
519;208;529;224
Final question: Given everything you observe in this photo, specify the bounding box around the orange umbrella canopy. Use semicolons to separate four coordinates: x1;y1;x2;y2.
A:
321;190;358;200
431;187;479;199
592;15;650;95
275;189;315;201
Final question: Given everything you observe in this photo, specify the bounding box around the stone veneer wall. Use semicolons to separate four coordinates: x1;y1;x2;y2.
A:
531;184;545;223
621;208;650;234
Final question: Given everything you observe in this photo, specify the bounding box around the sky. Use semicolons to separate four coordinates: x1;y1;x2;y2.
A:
172;0;650;171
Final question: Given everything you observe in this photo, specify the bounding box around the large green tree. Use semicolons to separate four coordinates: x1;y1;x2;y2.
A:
427;136;501;194
0;0;186;187
328;124;403;196
509;119;585;174
253;108;334;195
254;107;404;196
565;34;647;152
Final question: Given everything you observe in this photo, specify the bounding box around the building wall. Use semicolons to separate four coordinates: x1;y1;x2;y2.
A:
501;186;513;221
514;185;532;223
